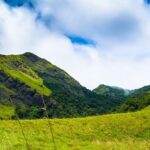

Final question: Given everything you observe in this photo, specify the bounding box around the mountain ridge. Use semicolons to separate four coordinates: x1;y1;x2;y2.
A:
94;84;150;113
1;52;150;119
0;52;125;119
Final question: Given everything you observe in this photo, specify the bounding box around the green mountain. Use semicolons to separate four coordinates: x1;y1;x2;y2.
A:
117;85;150;112
94;84;150;113
0;52;124;119
93;84;130;110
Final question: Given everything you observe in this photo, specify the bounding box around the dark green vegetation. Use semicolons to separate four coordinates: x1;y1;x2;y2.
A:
94;84;150;113
0;53;125;119
0;106;150;150
93;84;128;96
93;84;129;109
117;85;150;112
1;52;150;120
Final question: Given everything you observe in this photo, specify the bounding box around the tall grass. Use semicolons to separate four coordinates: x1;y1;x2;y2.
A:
0;106;150;150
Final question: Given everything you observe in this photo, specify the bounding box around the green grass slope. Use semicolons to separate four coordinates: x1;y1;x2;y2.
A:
0;106;150;150
0;104;15;120
0;54;51;96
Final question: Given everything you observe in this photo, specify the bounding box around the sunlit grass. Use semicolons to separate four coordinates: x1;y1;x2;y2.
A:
0;104;15;120
0;106;150;149
0;55;51;96
5;69;51;96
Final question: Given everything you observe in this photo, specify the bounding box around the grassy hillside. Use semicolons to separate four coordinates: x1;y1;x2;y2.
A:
0;106;150;150
0;54;51;96
0;104;15;120
0;53;126;119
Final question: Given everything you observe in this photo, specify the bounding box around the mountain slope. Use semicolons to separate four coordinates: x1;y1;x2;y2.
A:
117;85;150;112
93;84;129;110
1;106;150;149
94;84;150;113
0;54;51;96
93;84;130;95
0;52;124;119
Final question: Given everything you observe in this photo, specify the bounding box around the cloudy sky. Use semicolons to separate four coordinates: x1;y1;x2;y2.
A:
1;0;150;90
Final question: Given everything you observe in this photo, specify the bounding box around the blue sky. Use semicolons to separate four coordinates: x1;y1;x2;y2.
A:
145;0;150;4
1;0;150;89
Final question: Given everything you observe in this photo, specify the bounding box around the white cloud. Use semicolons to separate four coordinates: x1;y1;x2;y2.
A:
1;0;150;90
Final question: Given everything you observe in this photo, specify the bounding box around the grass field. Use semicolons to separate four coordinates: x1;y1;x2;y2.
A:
0;106;150;150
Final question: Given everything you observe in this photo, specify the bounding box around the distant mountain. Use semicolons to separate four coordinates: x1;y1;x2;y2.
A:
93;84;130;95
117;85;150;112
129;85;150;97
94;84;150;113
1;52;150;119
0;52;124;119
93;84;130;109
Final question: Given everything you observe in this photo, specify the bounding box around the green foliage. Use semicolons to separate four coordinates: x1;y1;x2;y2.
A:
94;84;150;113
117;85;150;113
0;52;126;119
0;83;14;95
0;54;51;96
15;103;42;119
2;52;150;119
5;69;51;96
93;84;128;96
117;93;150;112
93;84;128;111
0;106;150;149
0;104;15;119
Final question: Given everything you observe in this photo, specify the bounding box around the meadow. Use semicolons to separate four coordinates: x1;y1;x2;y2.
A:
0;106;150;150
